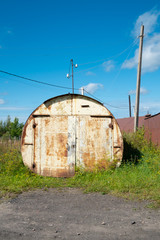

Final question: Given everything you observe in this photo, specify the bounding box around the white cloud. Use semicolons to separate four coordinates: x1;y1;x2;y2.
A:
122;9;160;72
86;71;96;76
122;33;160;72
129;87;148;95
132;9;160;37
103;60;115;72
0;99;5;104
128;89;136;95
140;101;160;114
140;87;149;94
80;83;103;94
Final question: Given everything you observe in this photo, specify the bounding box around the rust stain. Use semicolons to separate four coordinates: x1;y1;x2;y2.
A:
21;94;123;177
106;128;109;138
42;168;51;177
46;135;54;156
55;102;63;112
82;152;96;168
56;168;75;178
95;158;110;170
56;133;68;161
45;118;50;126
42;167;75;177
21;115;33;146
113;148;121;156
48;105;52;111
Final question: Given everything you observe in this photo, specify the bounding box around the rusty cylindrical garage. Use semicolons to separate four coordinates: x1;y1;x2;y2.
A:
21;94;123;177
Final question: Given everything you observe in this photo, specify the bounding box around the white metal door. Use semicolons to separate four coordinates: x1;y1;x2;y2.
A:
33;116;75;177
75;116;113;169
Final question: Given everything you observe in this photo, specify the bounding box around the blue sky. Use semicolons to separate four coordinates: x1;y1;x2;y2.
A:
0;0;160;122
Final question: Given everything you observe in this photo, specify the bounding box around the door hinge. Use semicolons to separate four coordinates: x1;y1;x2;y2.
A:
109;123;114;129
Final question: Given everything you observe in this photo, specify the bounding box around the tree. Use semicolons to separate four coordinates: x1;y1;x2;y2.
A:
4;115;11;135
0;120;5;136
10;117;24;139
0;116;24;139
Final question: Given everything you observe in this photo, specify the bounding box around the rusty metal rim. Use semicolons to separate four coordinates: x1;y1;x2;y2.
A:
43;93;104;106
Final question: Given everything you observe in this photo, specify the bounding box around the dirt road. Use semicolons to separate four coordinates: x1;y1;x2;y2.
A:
0;189;160;240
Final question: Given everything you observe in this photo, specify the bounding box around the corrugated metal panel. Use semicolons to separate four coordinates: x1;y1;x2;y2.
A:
144;113;160;145
117;113;160;146
117;116;146;132
21;94;123;177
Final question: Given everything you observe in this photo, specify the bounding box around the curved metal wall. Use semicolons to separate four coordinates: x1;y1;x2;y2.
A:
21;94;123;177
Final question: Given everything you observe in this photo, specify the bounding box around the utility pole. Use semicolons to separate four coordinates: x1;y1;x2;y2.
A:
134;25;144;132
71;59;74;94
128;95;131;117
66;59;78;94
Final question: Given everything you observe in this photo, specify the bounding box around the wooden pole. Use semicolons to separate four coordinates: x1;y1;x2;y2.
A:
128;95;131;117
134;25;144;132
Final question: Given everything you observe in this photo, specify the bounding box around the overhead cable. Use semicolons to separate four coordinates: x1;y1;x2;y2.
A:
108;38;138;89
77;38;138;74
78;37;139;66
0;70;79;90
0;69;128;109
83;89;128;109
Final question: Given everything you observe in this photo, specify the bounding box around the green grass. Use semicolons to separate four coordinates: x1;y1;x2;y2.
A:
0;128;160;208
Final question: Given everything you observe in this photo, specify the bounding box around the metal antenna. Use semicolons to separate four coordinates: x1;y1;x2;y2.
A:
66;59;78;94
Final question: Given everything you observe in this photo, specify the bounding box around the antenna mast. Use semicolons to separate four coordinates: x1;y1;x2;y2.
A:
66;59;78;94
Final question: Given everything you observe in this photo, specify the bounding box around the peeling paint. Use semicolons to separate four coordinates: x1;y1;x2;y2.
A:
21;94;123;177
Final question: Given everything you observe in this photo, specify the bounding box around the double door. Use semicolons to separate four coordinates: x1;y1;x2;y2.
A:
33;115;113;177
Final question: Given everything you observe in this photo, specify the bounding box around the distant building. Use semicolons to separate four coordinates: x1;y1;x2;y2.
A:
117;113;160;146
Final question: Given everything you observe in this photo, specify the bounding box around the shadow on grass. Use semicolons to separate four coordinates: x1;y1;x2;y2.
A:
122;138;142;165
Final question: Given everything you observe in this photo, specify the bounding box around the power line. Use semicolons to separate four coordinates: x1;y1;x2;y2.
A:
77;38;138;74
0;70;128;109
83;89;128;109
0;70;79;91
78;37;139;66
108;38;138;90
